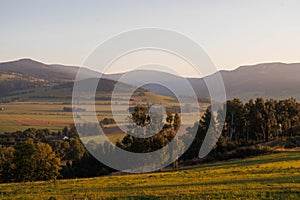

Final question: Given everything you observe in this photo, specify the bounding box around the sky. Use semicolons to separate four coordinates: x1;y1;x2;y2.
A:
0;0;300;76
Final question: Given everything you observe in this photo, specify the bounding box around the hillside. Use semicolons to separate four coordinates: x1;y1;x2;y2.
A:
0;58;100;83
2;78;149;103
0;59;99;97
104;63;300;101
215;62;300;101
1;59;300;101
0;151;299;199
0;59;150;101
189;62;300;101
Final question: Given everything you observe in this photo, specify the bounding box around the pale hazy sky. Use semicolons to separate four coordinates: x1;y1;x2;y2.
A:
0;0;299;74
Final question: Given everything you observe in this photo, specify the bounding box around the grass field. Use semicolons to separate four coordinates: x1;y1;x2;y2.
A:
0;96;209;134
0;102;74;133
0;151;299;199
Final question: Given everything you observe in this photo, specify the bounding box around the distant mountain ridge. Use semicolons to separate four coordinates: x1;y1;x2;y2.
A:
0;58;99;83
216;62;300;100
0;59;101;97
102;62;300;101
0;59;300;101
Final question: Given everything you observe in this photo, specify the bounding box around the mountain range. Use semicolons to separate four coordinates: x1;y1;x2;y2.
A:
0;58;299;101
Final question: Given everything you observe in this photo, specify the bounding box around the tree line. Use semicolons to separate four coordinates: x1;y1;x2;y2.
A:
0;127;111;183
0;97;299;183
182;97;300;160
116;98;300;162
220;97;299;143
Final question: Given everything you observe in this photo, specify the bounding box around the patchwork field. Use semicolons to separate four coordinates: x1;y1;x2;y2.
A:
0;102;74;133
0;151;299;199
0;94;209;134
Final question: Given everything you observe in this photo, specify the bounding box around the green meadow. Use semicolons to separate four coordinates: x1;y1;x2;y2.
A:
0;151;299;200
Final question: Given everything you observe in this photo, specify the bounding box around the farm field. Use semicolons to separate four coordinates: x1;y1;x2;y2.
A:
0;151;299;199
0;95;209;134
0;102;74;133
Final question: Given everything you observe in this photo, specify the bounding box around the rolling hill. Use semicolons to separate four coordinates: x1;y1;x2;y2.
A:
0;58;99;83
0;59;99;97
0;151;299;199
104;63;300;101
1;59;300;101
210;62;300;101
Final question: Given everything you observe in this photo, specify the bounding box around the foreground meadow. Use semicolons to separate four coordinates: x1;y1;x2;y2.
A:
0;151;299;199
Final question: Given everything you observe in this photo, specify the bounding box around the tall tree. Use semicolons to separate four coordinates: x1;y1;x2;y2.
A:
264;99;278;141
13;139;37;182
254;98;267;142
182;107;216;160
276;98;298;137
222;99;245;141
34;142;60;181
244;99;256;142
0;145;15;183
69;138;86;160
12;140;60;182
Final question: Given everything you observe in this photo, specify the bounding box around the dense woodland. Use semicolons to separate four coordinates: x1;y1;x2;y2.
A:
0;97;299;183
182;97;300;161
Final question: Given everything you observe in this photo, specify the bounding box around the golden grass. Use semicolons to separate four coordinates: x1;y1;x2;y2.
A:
0;151;299;199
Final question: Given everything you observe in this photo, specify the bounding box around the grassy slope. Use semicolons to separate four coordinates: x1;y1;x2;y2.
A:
0;151;299;199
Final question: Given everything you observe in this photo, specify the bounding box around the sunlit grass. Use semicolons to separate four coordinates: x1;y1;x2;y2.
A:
0;151;299;199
